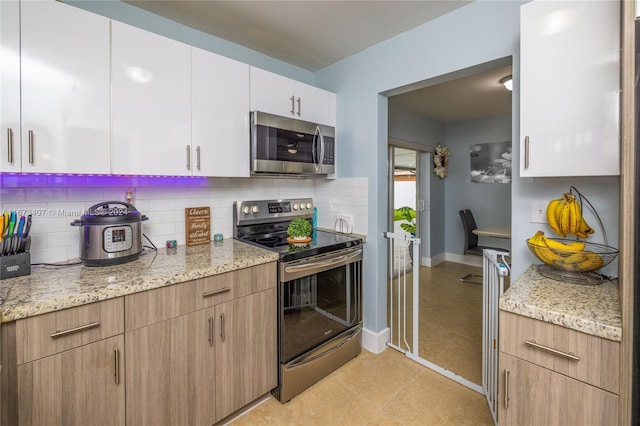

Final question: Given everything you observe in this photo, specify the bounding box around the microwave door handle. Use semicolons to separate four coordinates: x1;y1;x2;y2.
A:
318;127;325;172
313;126;320;171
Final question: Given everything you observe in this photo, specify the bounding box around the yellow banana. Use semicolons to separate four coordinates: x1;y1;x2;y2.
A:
567;196;581;235
557;251;603;272
554;251;588;265
546;198;565;237
557;197;572;237
528;231;562;264
575;216;595;238
542;236;585;252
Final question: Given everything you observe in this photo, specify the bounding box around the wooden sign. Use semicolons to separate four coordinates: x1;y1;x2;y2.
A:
185;207;211;246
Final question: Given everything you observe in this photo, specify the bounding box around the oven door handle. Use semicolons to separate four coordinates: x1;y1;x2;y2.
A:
284;248;363;274
286;326;361;369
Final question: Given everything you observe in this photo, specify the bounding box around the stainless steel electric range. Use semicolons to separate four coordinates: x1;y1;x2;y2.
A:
233;198;363;403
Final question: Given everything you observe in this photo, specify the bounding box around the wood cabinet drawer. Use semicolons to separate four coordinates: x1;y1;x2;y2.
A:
15;298;124;364
499;311;619;393
196;262;276;310
126;262;277;330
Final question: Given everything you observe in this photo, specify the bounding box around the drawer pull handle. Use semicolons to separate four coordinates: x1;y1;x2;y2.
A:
504;369;510;409
114;348;120;385
50;321;100;338
208;316;214;347
524;339;580;361
220;313;225;342
202;287;230;298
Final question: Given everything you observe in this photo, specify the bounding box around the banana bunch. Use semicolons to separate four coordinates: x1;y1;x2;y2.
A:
546;193;595;239
527;231;603;272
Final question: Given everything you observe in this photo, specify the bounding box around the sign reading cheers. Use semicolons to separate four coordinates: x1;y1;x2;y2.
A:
185;207;211;246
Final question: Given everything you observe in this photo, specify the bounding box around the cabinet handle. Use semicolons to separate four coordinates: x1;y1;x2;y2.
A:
208;316;214;347
219;313;225;342
196;145;201;171
186;145;191;170
28;130;34;164
524;339;580;361
296;97;301;116
202;287;230;298
290;95;295;115
50;321;100;338
524;136;530;169
504;369;510;409
114;348;120;385
7;128;13;163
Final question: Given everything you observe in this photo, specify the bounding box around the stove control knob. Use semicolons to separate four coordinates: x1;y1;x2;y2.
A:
292;203;299;210
251;205;259;214
299;204;305;210
306;203;312;209
242;206;250;215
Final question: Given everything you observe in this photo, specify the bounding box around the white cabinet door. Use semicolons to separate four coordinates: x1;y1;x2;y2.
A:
520;0;620;177
192;47;250;177
0;0;20;172
111;21;191;176
250;67;296;119
250;67;332;125
20;0;110;174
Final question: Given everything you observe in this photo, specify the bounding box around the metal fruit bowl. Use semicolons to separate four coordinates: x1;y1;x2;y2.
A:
527;238;618;273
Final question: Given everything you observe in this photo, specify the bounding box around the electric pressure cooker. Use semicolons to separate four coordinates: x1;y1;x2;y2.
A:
71;201;148;266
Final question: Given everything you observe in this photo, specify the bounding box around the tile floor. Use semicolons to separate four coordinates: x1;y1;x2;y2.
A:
230;348;494;425
231;260;502;425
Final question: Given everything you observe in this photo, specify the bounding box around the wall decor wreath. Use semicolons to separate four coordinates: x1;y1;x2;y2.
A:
433;144;451;179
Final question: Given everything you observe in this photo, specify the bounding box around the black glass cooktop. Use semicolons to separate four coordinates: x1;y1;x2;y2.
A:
239;229;362;262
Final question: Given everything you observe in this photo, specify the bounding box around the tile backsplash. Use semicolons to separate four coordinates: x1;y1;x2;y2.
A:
0;175;367;264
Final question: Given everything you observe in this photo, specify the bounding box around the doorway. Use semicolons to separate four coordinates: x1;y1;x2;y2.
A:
384;57;513;395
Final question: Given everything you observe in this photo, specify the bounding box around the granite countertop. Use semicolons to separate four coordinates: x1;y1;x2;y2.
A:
0;240;279;323
499;264;622;342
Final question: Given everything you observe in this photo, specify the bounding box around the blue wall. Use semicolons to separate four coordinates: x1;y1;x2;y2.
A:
316;0;620;334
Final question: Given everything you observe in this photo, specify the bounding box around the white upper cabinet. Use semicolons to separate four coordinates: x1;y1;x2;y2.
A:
20;0;111;174
192;47;250;177
250;67;334;126
111;21;192;176
520;0;620;177
0;0;20;173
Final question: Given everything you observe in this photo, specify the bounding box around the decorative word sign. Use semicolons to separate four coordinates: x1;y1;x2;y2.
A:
185;207;211;246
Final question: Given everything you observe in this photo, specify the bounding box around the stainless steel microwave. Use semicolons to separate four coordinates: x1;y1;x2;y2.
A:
250;111;335;176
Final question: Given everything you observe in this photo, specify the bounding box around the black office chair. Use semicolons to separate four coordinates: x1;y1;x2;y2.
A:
459;209;501;284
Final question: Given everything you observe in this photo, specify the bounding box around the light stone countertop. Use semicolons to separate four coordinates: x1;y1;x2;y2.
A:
0;239;279;323
499;264;622;341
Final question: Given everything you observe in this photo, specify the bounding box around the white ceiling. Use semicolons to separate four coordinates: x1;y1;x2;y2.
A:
123;0;511;122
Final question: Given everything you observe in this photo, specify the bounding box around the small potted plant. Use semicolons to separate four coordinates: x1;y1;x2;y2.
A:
287;217;312;241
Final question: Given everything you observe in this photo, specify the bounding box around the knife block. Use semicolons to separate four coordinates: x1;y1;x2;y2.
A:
0;252;31;280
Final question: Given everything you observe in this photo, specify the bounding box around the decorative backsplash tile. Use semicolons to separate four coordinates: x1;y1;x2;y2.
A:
0;175;368;264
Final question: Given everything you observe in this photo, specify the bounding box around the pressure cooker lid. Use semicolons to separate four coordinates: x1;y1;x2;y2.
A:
73;201;148;225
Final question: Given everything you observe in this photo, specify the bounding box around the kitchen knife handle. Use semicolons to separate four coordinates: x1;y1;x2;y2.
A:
28;130;34;164
7;128;13;164
23;215;32;238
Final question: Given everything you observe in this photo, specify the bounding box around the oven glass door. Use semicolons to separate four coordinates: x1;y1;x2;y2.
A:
280;254;361;363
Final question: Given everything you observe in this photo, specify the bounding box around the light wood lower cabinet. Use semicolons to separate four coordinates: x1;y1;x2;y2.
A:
498;311;619;426
1;298;125;426
125;263;277;425
215;288;277;420
17;335;125;426
498;353;618;426
126;308;216;425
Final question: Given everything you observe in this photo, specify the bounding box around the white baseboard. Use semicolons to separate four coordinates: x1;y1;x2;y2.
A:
361;326;389;354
